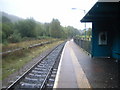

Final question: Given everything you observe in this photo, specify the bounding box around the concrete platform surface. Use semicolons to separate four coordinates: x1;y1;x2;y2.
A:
54;39;119;88
54;40;91;88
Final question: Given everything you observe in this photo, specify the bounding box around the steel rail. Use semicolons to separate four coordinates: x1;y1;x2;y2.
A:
40;44;64;90
6;42;65;90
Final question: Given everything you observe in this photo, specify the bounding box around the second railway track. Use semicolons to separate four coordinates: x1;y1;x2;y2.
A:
5;42;66;90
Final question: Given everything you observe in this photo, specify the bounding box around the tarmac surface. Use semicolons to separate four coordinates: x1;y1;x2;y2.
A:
54;39;119;88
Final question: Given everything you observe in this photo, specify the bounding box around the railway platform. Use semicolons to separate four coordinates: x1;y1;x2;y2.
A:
53;39;118;88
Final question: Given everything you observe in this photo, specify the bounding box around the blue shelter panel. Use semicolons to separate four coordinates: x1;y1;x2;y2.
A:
112;23;120;60
81;2;120;60
92;22;112;58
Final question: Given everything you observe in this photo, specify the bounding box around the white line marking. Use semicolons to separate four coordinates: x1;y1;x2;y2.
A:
53;41;69;88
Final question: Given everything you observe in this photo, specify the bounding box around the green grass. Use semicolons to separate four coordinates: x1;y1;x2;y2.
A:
0;59;2;81
2;38;57;52
2;40;64;80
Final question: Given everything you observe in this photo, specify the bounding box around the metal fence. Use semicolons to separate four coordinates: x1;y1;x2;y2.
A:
74;38;91;54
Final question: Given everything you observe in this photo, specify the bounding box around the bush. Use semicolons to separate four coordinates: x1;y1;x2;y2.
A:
37;36;50;39
8;31;21;43
3;40;8;46
21;37;36;41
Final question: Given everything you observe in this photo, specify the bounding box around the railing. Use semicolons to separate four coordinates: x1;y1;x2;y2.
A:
74;38;91;54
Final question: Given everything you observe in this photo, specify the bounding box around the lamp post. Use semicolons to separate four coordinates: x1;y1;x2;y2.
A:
71;8;87;40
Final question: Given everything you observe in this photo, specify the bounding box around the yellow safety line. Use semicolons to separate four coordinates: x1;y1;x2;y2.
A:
70;46;91;88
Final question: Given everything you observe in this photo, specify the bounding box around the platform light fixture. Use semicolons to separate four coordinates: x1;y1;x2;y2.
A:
71;8;87;40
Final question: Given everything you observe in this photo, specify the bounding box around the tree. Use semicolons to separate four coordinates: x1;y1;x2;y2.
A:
2;16;14;43
35;23;44;37
16;18;36;37
65;26;78;38
1;15;81;43
2;16;11;23
0;23;2;43
8;30;21;43
49;19;63;38
86;28;92;37
44;23;50;36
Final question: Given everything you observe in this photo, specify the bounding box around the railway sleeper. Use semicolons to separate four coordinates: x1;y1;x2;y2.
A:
28;73;46;78
23;77;44;83
20;82;41;88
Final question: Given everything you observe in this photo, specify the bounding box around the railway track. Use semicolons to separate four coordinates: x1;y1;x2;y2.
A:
5;42;66;90
1;41;54;56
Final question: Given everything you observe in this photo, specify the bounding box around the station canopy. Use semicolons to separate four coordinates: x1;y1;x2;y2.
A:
81;1;120;22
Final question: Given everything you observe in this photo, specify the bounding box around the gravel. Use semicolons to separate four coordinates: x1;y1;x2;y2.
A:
2;42;64;88
14;43;64;89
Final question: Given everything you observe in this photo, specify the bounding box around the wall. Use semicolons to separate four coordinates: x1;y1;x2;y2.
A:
112;22;120;60
92;21;113;58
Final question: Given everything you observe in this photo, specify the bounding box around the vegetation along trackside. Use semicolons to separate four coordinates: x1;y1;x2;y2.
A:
1;12;82;81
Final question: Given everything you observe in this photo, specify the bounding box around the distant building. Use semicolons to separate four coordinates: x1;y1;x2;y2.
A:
81;1;120;60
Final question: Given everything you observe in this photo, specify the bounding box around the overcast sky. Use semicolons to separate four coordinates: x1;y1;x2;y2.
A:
0;0;98;30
